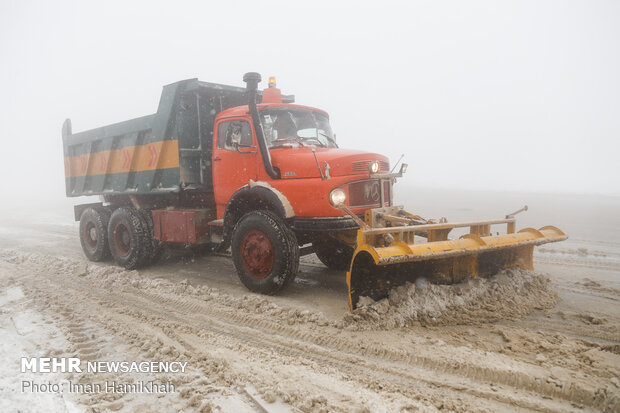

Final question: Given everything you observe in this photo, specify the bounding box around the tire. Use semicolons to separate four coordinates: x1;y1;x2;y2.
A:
79;207;111;262
137;209;163;265
107;207;149;270
231;210;299;295
313;238;354;271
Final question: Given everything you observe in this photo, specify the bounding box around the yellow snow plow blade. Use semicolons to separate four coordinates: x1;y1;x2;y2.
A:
345;207;567;310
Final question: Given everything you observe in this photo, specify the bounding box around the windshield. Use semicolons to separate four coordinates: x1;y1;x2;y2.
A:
259;108;337;149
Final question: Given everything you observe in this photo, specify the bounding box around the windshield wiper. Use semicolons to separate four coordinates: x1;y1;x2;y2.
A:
270;137;306;149
269;144;294;149
297;133;337;148
317;131;338;147
299;136;323;145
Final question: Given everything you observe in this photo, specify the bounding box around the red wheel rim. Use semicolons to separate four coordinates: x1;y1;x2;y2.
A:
82;220;97;250
113;222;131;257
240;229;274;279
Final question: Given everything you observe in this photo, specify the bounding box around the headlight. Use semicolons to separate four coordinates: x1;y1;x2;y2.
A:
369;160;380;173
329;188;347;206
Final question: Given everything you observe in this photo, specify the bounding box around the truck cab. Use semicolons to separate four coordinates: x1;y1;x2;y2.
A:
204;74;399;291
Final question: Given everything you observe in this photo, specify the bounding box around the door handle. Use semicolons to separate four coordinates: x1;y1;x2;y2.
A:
213;157;222;162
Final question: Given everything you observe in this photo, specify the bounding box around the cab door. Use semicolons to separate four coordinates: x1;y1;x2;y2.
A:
212;118;258;218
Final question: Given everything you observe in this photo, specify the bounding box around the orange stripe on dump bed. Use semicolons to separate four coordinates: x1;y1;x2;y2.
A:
64;140;179;178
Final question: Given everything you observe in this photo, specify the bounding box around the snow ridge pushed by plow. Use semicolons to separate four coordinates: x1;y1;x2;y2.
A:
344;269;559;330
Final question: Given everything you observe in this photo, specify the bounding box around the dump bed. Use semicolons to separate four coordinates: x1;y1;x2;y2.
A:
62;78;292;197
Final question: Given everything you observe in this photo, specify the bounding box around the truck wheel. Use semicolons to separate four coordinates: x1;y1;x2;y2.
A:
108;207;149;270
231;210;299;295
137;209;163;265
79;207;111;262
313;238;354;271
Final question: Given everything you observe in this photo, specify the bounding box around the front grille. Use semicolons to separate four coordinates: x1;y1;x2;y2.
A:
348;180;391;208
351;160;389;174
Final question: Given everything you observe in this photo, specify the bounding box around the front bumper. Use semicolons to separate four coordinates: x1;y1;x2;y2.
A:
290;216;359;233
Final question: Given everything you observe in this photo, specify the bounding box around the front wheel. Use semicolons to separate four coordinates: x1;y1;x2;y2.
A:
313;238;354;271
231;210;299;295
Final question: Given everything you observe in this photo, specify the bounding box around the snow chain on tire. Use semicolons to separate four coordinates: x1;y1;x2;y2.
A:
231;210;299;295
107;207;150;270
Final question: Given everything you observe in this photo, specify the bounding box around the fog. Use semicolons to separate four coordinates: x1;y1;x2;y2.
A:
1;0;619;203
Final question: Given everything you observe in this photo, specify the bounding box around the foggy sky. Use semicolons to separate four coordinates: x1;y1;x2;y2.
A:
1;0;619;202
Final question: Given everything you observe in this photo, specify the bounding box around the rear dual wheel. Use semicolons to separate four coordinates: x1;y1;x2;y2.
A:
79;207;111;262
108;207;152;270
137;209;164;265
79;206;162;269
232;210;299;295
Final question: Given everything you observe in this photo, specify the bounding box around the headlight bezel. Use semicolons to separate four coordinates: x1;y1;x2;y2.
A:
329;188;347;207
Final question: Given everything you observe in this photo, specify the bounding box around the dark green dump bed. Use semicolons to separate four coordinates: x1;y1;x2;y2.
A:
62;79;251;197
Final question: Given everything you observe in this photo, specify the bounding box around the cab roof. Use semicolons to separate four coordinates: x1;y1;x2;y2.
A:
216;103;329;121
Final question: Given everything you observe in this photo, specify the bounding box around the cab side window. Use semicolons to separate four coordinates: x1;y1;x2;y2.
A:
217;120;253;150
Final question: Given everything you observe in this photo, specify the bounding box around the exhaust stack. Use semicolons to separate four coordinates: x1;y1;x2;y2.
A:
243;72;280;179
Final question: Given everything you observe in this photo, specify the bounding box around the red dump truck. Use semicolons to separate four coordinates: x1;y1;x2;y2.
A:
63;73;566;309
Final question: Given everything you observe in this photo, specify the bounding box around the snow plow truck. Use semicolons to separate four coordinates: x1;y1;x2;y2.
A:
62;73;567;309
